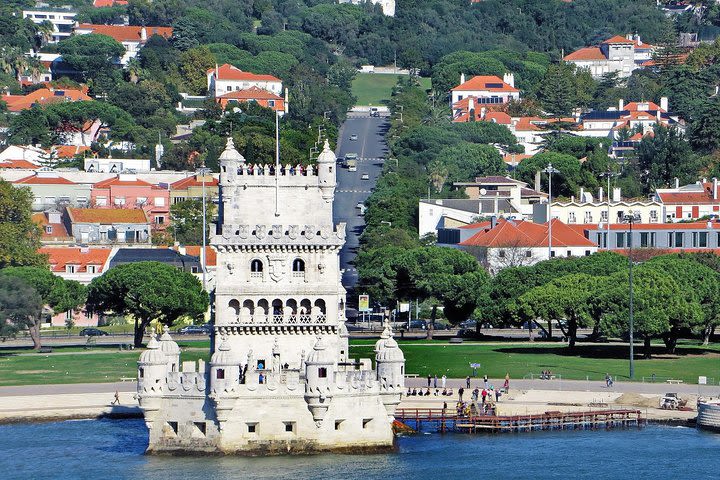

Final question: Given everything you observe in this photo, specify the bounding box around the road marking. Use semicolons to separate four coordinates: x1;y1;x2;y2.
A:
337;190;372;193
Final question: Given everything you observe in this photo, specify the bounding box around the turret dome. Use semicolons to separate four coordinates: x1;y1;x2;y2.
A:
159;325;180;356
305;336;335;365
375;323;404;362
316;139;336;164
211;337;239;366
218;137;245;163
139;336;167;365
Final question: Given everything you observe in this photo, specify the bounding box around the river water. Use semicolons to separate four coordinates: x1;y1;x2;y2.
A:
1;419;718;479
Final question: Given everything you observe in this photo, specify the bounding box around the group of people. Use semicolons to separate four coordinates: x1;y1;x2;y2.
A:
539;370;554;380
406;387;455;397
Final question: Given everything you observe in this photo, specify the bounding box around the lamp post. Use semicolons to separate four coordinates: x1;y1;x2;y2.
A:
623;210;641;379
197;165;211;292
543;163;559;259
601;170;619;248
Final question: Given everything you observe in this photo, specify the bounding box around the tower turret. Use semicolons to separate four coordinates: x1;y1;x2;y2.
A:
210;337;241;395
316;139;336;202
375;322;405;417
138;335;169;395
304;336;336;425
218;137;244;186
158;325;180;373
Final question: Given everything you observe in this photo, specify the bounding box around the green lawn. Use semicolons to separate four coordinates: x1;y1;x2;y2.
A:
352;73;431;106
1;340;717;386
352;341;720;384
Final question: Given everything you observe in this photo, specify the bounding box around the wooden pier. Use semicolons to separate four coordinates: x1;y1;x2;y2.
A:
395;408;645;434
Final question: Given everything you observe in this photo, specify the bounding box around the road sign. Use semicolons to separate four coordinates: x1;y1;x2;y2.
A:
358;294;370;312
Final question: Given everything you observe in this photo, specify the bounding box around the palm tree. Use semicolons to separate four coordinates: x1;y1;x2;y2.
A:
125;58;143;84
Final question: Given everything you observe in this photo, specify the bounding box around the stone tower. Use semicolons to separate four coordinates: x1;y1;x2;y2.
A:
137;138;404;454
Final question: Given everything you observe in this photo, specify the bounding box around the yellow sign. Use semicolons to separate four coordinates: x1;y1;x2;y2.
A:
358;294;370;312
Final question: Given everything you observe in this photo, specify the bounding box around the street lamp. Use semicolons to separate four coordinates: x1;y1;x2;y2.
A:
600;170;620;248
196;165;212;292
623;210;641;379
543;163;559;259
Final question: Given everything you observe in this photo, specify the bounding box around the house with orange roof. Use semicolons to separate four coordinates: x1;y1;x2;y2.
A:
0;87;92;113
563;34;655;78
579;97;685;139
33;210;74;245
73;24;173;65
93;0;128;6
0;159;41;170
91;173;170;228
451;96;512;124
207;64;283;98
580;220;720;252
65;207;151;244
450;73;520;107
449;218;597;273
653;177;720;222
52;145;91;159
509;116;577;155
453;175;546;214
215;86;288;115
170;172;219;205
13;171;92;211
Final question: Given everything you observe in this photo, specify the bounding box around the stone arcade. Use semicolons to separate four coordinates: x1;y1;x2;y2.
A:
136;138;405;454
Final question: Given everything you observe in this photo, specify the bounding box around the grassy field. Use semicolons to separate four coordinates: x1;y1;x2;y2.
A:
352;73;431;106
1;340;717;386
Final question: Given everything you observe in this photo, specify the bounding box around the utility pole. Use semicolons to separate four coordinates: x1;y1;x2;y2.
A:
196;165;211;292
623;211;641;379
543;163;559;259
601;170;619;248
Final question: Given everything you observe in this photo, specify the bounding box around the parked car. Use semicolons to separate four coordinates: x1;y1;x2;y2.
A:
409;320;427;330
356;202;364;209
79;328;109;336
349;134;358;141
361;173;370;180
370;107;379;117
459;320;477;330
177;325;210;335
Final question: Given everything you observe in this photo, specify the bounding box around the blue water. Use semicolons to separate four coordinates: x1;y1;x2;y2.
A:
1;419;718;479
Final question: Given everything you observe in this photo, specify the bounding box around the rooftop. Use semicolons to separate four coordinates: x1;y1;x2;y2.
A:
41;247;112;273
208;64;281;83
110;248;200;268
452;75;519;93
217;86;284;101
459;218;596;248
1;88;92;112
67;208;150;224
75;24;173;43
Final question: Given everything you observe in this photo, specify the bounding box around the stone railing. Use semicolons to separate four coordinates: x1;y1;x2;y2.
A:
230;313;328;325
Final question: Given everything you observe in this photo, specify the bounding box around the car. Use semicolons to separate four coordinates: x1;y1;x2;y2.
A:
356;202;364;209
409;320;427;330
370;107;379;117
349;134;358;141
79;328;109;336
344;152;358;160
361;173;370;180
177;325;210;335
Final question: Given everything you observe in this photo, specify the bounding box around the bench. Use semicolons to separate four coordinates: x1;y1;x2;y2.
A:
404;374;419;378
119;377;135;382
38;347;53;353
666;379;684;384
449;338;463;344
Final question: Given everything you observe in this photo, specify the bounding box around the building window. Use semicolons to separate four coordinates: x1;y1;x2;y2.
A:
66;265;76;273
87;265;97;274
96;196;107;206
525;250;532;258
247;423;258;433
139;367;144;378
616;232;625;248
155;197;165;207
193;422;206;436
650;210;658;222
155;216;165;225
585;250;591;256
498;250;506;258
669;232;683;248
191;266;199;273
568;212;576;223
584;212;593;223
335;420;344;431
216;368;225;379
600;211;608;221
566;250;572;257
550;251;556;258
292;259;305;272
363;419;372;429
251;259;263;272
284;422;296;433
114;197;126;206
318;367;327;378
694;232;708;248
45;226;53;234
167;421;178;435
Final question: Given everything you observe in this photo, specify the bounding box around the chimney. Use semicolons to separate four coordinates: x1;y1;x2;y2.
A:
618;99;625;111
626;33;632;41
598;186;604;202
636;34;642;46
714;178;718;200
674;177;680;189
503;72;515;88
47;210;61;224
534;170;542;192
490;215;497;229
579;187;584;203
660;96;668;112
140;27;147;41
284;87;289;114
468;97;474;111
613;187;621;202
460;73;466;85
80;244;89;254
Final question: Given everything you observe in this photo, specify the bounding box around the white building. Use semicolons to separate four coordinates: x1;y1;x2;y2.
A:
23;6;77;43
338;0;395;16
655;178;720;222
563;34;655;79
206;64;283;98
84;157;152;173
418;198;523;238
136;139;405;454
73;24;173;65
0;145;47;165
450;73;520;107
578;98;685;139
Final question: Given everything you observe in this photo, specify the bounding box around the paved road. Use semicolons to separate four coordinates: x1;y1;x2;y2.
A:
333;116;389;291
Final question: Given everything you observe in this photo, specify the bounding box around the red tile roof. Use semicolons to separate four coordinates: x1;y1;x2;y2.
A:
625;101;663;112
502;153;533;164
602;35;636;45
52;145;91;159
93;0;128;6
14;174;75;185
459;218;596;248
217;86;283;101
1;88;92;112
33;212;72;242
0;159;39;169
563;46;606;61
67;208;149;224
171;175;219;190
452;75;519;93
174;246;217;267
93;176;153;188
76;24;173;42
208;64;281;83
40;247;112;273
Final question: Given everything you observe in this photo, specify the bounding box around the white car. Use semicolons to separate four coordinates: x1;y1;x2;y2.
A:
361;173;369;180
349;134;358;141
356;202;363;209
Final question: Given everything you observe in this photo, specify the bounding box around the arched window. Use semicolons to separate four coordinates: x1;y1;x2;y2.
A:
292;258;305;272
228;299;240;316
251;259;263;272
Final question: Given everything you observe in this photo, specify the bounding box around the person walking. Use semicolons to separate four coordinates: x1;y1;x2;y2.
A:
483;374;488;389
503;373;510;394
458;387;464;402
466;376;471;388
441;374;447;389
433;374;438;389
111;391;120;405
427;374;432;388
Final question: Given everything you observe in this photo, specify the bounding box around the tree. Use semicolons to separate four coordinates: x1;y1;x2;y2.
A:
636;125;699;192
170;199;213;246
0;180;46;268
0;275;43;342
515;152;582;198
536;63;577;117
57;33;125;80
86;261;209;347
179;46;216;95
327;59;357;92
690;98;720;153
0;267;85;349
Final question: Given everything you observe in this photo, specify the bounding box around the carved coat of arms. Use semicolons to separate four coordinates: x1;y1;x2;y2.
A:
267;255;286;282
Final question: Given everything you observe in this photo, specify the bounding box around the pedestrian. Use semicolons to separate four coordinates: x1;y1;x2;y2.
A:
427;374;431;388
434;374;438;389
495;388;500;402
441;374;447;389
483;374;488;389
503;373;510;394
605;373;610;388
111;391;120;405
443;401;447;411
458;387;465;402
481;388;487;404
466;376;471;389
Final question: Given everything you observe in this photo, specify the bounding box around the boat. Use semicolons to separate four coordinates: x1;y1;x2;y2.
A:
697;398;720;432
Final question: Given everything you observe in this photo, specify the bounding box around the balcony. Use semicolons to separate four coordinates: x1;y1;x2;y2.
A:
231;313;328;325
